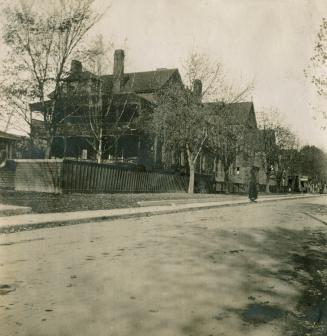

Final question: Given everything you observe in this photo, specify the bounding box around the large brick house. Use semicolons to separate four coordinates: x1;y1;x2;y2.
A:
30;49;269;192
30;49;183;169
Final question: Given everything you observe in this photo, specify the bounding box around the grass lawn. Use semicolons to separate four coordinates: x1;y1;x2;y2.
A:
0;190;234;213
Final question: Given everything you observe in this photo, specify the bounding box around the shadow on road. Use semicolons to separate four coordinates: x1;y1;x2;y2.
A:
142;204;327;335
178;223;327;335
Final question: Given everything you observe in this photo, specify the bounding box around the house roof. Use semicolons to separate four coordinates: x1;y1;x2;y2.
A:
36;68;179;109
205;102;255;126
101;68;179;94
0;130;21;141
30;90;153;112
106;92;153;106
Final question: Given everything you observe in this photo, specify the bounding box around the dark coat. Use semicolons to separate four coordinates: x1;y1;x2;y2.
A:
249;180;258;200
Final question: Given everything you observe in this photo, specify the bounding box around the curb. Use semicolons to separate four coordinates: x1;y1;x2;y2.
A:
0;194;324;234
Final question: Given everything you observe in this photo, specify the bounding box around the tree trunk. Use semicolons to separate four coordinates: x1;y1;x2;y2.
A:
224;167;230;193
265;173;270;193
188;163;195;194
186;145;195;194
96;135;103;164
153;135;158;164
96;150;102;163
63;137;67;159
44;136;53;159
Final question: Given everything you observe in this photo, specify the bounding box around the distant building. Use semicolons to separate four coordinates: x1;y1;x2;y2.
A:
202;101;265;192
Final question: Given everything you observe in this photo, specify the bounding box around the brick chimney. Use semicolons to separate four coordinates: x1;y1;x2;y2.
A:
113;49;125;93
70;60;82;74
193;79;202;102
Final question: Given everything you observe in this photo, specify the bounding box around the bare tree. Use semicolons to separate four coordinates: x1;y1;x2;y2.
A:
194;53;254;193
183;52;253;103
305;17;327;129
75;35;112;163
0;78;33;135
148;52;253;193
256;110;279;192
79;41;142;163
1;0;103;158
152;82;209;193
299;145;327;190
275;127;299;192
207;113;246;193
257;109;299;192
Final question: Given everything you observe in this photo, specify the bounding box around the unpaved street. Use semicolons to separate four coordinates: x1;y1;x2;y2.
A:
1;197;327;336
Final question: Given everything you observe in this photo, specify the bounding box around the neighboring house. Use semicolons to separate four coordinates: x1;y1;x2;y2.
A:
30;49;183;169
202;101;263;192
0;130;21;162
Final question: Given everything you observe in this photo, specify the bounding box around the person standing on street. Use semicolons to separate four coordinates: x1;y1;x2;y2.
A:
249;166;258;202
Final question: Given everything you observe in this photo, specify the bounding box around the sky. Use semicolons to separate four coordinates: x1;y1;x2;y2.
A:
92;0;327;151
1;0;327;151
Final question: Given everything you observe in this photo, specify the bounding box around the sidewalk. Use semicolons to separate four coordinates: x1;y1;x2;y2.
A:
0;203;31;216
136;193;311;207
0;193;324;234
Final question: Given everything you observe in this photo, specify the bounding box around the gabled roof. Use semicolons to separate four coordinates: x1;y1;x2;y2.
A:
205;102;255;126
42;68;180;106
106;92;153;106
101;68;179;94
30;90;154;112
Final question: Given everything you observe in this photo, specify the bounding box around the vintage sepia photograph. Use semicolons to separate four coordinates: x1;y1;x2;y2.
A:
0;0;327;335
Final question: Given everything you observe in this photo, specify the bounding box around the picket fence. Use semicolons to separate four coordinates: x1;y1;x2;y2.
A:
62;160;188;193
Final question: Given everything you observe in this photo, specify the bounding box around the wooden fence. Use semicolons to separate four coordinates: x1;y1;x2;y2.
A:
62;160;188;193
15;159;63;193
0;162;15;190
0;159;63;193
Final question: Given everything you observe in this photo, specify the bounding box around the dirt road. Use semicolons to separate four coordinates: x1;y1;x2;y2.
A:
0;197;327;335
